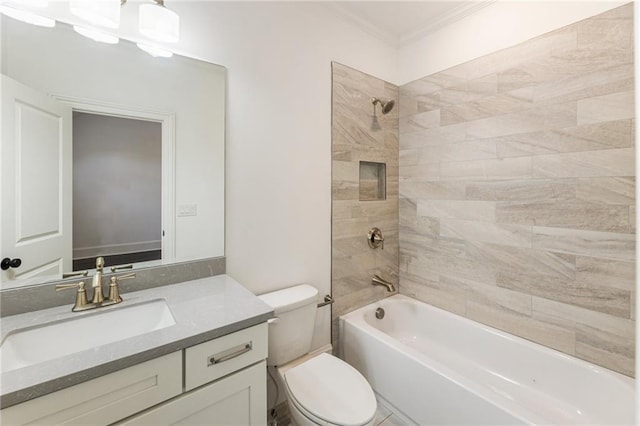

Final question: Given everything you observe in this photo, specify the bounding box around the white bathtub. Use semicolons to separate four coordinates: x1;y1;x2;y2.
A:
340;294;635;425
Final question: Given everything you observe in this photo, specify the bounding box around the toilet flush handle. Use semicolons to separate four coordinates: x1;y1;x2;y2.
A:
267;317;280;324
317;294;334;308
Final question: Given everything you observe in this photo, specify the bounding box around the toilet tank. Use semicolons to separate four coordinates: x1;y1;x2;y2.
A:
258;284;318;366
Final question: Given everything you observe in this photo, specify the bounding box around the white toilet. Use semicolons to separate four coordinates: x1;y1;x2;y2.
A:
259;284;377;426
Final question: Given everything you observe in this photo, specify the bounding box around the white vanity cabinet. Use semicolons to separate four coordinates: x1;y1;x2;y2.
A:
1;323;268;426
119;323;268;426
119;361;266;426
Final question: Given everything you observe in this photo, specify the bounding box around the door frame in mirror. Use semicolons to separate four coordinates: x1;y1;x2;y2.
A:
53;94;176;265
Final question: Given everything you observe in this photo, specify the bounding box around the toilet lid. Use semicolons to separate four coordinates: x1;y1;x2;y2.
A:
284;353;376;426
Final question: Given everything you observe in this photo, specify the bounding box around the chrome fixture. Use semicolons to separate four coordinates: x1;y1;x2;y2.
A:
56;256;135;312
317;294;335;308
371;98;395;115
372;274;396;292
375;308;385;320
367;227;384;249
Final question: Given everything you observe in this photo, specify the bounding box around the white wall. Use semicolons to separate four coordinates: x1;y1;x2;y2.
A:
170;2;399;349
398;1;626;84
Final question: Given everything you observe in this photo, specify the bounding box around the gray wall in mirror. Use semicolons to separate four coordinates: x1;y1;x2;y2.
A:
1;16;226;289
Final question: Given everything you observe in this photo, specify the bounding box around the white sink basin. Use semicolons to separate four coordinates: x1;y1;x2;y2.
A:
0;299;176;373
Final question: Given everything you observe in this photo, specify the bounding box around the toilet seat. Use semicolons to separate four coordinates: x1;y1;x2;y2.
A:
283;353;376;426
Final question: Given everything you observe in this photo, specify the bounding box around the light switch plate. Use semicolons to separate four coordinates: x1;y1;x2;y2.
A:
178;203;197;217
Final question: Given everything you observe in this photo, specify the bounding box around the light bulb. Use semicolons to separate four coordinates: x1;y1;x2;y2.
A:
70;0;120;29
0;3;55;27
139;2;179;43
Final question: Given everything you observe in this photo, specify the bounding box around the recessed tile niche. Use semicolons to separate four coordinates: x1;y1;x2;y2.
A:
359;161;386;201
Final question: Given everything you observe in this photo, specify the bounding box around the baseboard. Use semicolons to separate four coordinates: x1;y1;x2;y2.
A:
73;250;161;270
73;240;161;259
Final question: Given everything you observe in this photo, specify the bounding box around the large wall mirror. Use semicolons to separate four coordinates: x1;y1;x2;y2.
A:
0;16;226;289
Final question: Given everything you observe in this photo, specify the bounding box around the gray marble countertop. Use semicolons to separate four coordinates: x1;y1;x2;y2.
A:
0;275;273;409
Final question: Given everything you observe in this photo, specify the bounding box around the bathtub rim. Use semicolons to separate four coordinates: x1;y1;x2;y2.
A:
339;294;635;425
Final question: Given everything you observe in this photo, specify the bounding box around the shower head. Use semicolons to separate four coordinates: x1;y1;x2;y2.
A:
371;97;395;114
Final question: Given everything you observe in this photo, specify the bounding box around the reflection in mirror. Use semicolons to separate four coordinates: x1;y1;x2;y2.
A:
1;16;226;289
72;112;162;270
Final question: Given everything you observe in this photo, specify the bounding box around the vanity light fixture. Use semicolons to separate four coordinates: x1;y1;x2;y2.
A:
0;0;55;28
73;25;119;44
68;0;178;56
139;0;179;43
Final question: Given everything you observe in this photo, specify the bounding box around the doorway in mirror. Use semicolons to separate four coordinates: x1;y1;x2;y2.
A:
72;112;162;271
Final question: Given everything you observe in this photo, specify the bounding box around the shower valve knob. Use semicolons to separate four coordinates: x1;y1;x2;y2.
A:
367;227;384;249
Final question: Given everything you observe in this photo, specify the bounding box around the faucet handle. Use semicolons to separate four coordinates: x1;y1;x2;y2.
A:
62;270;88;279
110;264;133;273
114;272;135;281
107;272;135;303
56;281;90;312
368;227;384;249
55;281;85;291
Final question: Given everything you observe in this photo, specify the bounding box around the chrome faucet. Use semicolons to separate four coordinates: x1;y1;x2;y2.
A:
372;274;396;292
56;257;135;312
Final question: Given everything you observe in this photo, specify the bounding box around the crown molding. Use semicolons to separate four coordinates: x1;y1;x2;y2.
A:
326;1;497;49
400;1;496;46
325;2;399;48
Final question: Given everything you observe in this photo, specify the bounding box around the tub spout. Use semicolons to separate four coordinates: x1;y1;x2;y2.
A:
372;274;396;292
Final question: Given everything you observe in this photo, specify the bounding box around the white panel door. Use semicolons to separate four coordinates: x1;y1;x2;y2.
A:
1;75;72;285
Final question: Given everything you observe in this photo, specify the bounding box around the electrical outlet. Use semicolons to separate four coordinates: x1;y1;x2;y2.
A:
178;203;197;217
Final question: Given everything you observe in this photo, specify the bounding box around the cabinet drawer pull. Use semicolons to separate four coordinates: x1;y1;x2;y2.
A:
207;342;252;366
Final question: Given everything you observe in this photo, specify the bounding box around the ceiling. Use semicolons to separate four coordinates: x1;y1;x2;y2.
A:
327;1;495;47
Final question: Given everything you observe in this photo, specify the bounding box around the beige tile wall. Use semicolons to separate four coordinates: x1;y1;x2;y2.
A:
331;62;399;350
398;4;635;376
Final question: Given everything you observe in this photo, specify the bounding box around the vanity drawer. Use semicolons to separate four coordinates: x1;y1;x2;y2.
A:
184;323;267;391
1;352;182;425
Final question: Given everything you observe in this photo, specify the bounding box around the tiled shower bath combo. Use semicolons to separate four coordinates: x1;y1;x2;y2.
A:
333;4;635;424
398;4;635;377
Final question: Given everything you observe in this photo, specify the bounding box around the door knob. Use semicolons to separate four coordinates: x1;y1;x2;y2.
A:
1;257;22;270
